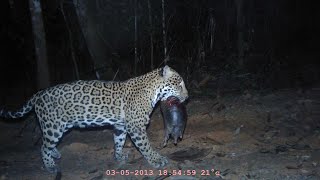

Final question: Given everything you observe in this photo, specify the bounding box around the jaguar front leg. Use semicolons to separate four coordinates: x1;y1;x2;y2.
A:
126;122;168;168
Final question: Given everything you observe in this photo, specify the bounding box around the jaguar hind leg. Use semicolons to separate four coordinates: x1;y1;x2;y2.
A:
40;121;65;173
51;147;61;159
113;124;128;161
41;144;59;173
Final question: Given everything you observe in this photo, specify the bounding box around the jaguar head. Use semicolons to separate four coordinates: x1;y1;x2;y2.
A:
159;65;189;103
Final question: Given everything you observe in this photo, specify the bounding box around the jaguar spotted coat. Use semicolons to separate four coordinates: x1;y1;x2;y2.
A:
0;65;188;173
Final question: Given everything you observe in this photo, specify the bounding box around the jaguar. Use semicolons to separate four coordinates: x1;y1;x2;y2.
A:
0;65;188;173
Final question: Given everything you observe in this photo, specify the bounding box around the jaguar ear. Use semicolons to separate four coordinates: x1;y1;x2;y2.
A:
161;65;173;79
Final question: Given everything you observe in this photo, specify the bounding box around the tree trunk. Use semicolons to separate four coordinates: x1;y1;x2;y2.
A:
8;0;14;9
134;0;138;75
73;0;110;79
28;0;50;89
235;0;245;68
208;10;216;53
162;0;168;64
60;1;79;80
60;0;93;80
147;0;154;70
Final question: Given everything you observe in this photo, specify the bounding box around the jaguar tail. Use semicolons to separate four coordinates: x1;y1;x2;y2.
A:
0;92;40;119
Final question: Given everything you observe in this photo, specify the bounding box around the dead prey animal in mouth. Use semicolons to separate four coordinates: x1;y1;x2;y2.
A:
160;96;187;147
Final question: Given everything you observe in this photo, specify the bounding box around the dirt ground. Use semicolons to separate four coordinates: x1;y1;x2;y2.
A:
0;87;320;180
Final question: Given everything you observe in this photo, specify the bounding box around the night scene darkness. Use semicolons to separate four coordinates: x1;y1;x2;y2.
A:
0;0;319;179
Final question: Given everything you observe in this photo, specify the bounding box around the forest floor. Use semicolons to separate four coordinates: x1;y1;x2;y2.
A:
0;87;320;180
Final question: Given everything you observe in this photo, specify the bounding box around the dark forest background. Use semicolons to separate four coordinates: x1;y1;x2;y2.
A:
0;0;319;106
